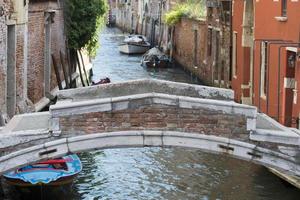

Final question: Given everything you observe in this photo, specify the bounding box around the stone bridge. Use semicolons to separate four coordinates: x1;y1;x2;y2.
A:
0;79;300;177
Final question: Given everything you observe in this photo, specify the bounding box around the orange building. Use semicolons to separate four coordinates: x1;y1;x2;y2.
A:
231;0;300;127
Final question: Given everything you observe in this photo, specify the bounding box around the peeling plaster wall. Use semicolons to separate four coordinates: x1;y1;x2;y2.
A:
0;0;13;124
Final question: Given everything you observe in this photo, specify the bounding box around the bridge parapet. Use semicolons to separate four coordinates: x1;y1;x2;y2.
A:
56;79;234;102
50;93;256;138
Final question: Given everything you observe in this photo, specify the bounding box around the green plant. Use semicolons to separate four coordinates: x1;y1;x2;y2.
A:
164;0;206;26
64;0;107;57
164;4;189;25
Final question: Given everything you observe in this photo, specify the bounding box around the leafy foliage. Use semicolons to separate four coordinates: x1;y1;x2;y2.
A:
64;0;107;57
164;4;189;25
164;0;206;26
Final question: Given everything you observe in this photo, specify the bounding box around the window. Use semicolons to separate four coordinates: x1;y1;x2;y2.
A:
207;28;212;57
193;29;198;66
260;42;268;98
221;1;231;25
287;52;296;68
282;0;287;17
207;7;213;21
214;31;220;82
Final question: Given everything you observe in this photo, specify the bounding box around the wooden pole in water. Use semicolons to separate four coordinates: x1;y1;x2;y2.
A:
66;48;73;88
51;54;63;90
60;50;70;89
75;49;85;87
79;50;90;86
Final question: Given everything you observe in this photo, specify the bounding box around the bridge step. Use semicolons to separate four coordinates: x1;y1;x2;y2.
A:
253;113;300;145
1;112;50;133
251;129;300;145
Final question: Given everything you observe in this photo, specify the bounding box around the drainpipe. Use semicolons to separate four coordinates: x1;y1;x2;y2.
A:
229;0;233;82
252;39;283;112
277;43;300;122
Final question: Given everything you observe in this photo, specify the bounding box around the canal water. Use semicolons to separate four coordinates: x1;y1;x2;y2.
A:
3;27;300;200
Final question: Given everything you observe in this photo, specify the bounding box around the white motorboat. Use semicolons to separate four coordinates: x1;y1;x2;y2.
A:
119;35;151;54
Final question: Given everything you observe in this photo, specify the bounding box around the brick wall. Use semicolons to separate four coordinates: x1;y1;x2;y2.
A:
206;1;231;88
28;3;46;103
173;18;210;84
28;1;66;104
16;24;26;104
59;104;248;141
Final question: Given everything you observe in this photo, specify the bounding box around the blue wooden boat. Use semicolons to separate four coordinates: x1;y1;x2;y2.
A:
3;154;82;186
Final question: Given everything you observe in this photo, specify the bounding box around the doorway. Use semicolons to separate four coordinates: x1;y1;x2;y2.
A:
6;25;16;118
283;50;297;127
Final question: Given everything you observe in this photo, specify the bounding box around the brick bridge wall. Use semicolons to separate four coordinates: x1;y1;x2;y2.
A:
59;104;248;140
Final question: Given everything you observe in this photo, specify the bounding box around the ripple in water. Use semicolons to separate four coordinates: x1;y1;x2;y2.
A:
74;148;300;200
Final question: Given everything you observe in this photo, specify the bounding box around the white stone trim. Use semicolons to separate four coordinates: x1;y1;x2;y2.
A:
286;47;298;53
0;131;299;177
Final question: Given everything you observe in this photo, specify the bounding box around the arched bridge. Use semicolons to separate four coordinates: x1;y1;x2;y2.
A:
0;79;300;177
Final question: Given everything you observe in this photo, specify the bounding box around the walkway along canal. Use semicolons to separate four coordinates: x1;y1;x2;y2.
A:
3;27;300;200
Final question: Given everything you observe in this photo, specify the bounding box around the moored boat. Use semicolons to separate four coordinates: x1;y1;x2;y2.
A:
92;77;111;85
118;35;150;54
141;47;170;68
3;154;82;186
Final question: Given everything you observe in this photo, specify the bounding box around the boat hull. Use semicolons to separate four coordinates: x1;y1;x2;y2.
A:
4;174;76;187
3;154;82;186
119;43;150;54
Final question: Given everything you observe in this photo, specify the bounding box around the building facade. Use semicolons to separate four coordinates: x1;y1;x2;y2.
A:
0;0;71;126
0;0;32;125
28;0;67;108
232;0;300;127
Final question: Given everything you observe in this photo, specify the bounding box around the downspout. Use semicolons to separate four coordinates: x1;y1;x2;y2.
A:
229;0;233;82
277;43;300;122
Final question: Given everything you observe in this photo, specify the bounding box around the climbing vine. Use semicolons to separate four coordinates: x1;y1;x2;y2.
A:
64;0;107;57
164;0;206;26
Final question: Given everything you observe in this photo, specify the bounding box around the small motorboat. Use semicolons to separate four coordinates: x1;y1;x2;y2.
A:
141;47;170;68
92;77;111;85
119;35;151;54
3;154;82;186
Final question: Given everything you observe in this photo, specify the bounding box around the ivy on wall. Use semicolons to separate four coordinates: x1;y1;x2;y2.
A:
164;0;206;26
